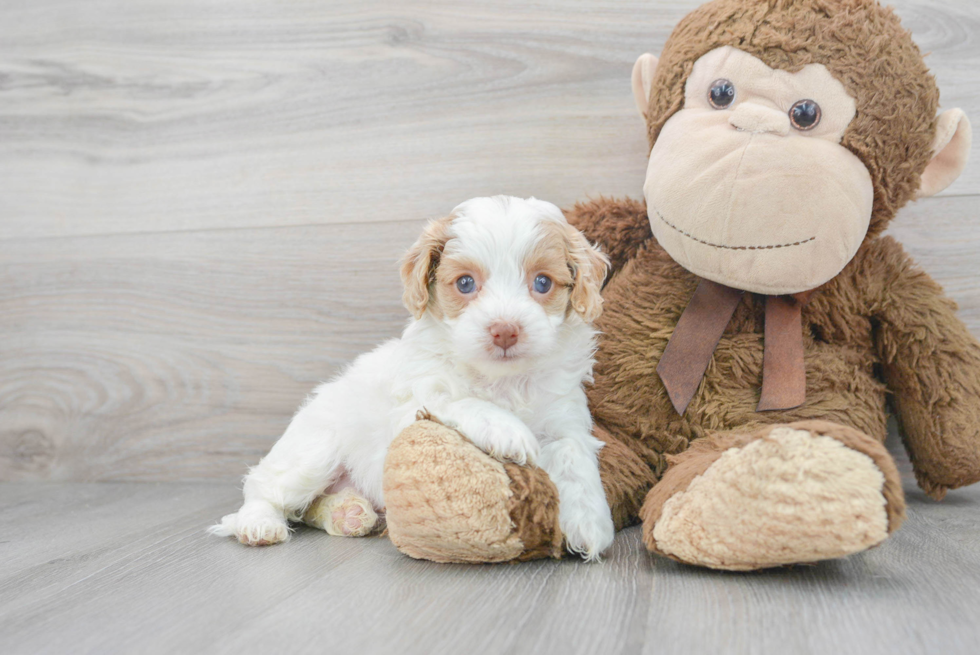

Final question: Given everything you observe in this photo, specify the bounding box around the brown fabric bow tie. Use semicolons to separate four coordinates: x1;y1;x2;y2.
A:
656;279;812;416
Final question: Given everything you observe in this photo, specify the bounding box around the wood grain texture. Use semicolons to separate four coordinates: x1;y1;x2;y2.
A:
0;220;419;481
889;195;980;329
1;440;978;655
0;0;978;241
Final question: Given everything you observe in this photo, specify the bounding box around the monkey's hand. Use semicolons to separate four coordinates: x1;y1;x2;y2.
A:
870;237;980;499
564;197;653;282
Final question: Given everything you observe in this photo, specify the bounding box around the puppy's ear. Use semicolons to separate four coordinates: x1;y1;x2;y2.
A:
400;215;455;319
565;224;610;323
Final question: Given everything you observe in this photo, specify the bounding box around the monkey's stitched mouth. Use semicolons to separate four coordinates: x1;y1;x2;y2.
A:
651;206;816;251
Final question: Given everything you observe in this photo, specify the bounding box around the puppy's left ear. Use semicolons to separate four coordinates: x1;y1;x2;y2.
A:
400;215;454;319
566;225;610;323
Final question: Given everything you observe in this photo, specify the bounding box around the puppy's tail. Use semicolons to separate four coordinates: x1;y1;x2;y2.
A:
206;513;238;537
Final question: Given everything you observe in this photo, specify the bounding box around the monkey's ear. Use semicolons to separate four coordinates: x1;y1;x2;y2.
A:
917;109;972;199
631;53;660;118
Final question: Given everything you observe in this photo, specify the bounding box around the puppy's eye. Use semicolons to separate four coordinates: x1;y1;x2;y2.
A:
456;275;476;294
708;79;735;109
789;99;821;130
533;274;552;294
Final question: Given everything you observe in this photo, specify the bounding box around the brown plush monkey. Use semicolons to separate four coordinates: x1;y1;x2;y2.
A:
382;0;980;570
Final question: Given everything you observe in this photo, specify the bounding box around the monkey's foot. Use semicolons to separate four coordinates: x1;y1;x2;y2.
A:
302;489;379;537
382;418;563;563
640;421;905;571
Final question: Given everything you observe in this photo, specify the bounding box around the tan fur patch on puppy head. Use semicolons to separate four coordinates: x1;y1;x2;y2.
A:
524;221;576;317
402;196;607;377
403;207;609;324
400;214;456;320
563;222;609;322
528;220;609;322
432;256;486;320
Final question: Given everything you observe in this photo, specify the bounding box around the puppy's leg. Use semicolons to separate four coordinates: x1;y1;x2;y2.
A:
434;398;539;465
211;393;344;546
539;435;615;561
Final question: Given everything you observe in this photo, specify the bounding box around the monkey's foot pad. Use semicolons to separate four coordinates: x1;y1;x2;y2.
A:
641;420;906;571
383;419;563;563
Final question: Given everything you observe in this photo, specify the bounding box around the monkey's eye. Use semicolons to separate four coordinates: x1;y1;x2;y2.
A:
789;99;821;130
456;275;476;294
533;275;553;294
708;79;736;109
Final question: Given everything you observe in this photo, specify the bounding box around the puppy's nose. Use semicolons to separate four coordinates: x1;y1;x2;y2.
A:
489;321;520;350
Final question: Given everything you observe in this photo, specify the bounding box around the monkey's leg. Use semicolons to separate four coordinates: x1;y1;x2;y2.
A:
870;236;980;499
594;423;660;531
383;419;564;563
640;420;905;571
382;417;657;562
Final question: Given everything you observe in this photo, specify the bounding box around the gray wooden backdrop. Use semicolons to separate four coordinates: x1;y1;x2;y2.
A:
2;0;979;482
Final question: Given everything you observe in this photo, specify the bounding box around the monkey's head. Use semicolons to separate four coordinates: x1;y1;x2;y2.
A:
633;0;972;295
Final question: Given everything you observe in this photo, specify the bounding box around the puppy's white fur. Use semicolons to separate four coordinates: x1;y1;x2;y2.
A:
210;196;615;560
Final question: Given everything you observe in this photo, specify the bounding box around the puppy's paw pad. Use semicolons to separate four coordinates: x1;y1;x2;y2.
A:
305;490;378;537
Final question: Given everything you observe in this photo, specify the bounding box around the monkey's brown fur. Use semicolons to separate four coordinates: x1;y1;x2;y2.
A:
567;0;980;519
382;0;980;568
571;196;980;502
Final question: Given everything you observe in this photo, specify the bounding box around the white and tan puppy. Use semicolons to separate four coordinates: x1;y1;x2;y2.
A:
210;196;615;560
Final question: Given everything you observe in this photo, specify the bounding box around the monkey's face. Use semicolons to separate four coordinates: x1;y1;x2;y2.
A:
644;47;874;295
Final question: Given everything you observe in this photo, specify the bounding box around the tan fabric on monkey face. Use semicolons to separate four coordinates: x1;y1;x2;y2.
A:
644;47;874;295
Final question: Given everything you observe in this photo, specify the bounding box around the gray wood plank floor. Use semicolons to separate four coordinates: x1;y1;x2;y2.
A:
2;438;978;655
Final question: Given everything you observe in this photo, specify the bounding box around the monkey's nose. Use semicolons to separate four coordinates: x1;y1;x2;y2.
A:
489;321;520;350
729;103;790;136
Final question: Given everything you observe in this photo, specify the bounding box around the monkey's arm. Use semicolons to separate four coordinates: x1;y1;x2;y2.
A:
565;197;653;280
869;236;980;499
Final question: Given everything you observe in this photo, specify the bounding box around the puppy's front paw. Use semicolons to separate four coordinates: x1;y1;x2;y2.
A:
221;502;290;546
468;415;540;466
562;505;615;562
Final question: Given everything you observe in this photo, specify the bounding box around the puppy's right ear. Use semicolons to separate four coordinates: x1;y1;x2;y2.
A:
400;215;455;319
